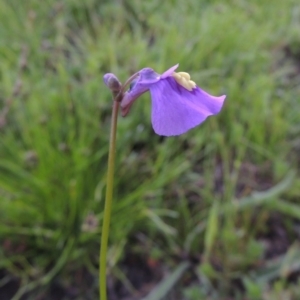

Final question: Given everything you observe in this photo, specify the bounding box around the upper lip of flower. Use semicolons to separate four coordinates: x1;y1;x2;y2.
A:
120;65;180;115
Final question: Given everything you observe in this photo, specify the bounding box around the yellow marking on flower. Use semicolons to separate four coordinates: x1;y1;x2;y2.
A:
172;72;196;91
177;72;190;80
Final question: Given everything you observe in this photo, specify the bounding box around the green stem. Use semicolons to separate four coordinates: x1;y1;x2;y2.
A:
99;100;120;300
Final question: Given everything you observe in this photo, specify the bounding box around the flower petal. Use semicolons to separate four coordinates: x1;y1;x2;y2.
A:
160;64;179;79
149;77;225;136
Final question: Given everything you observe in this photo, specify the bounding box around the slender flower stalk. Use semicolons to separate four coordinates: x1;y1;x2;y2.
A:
99;100;119;300
100;73;123;300
100;72;140;300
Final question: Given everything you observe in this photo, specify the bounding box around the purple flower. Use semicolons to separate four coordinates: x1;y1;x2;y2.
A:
121;64;226;136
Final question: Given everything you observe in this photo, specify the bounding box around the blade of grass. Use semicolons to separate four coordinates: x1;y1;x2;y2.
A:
142;261;190;300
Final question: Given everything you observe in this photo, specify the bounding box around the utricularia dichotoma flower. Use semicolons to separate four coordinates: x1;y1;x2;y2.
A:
104;64;226;136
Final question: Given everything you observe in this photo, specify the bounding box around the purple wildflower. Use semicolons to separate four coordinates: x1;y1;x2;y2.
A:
121;64;226;136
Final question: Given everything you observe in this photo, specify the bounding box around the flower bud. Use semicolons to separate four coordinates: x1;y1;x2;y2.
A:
103;73;122;93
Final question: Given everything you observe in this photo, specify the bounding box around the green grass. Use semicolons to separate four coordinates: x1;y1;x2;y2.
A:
0;0;300;299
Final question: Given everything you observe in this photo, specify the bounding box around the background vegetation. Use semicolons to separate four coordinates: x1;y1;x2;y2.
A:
0;0;300;299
